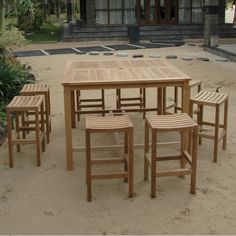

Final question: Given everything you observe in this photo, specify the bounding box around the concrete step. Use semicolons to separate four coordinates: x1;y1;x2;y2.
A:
61;23;236;42
71;25;127;33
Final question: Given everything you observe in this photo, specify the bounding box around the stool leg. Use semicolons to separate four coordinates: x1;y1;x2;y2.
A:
48;90;52;132
190;129;198;194
86;130;92;202
21;111;26;139
124;132;128;183
174;87;178;113
116;89;121;110
163;87;166;114
35;110;41;167
101;89;105;117
45;92;50;143
213;105;220;163
223;98;228;150
157;87;163;115
7;110;13;168
142;88;146;118
198;105;203;145
189;100;194;153
151;130;157;198
144;119;149;181
40;103;46;152
15;111;21;152
128;129;134;198
76;90;80;121
180;132;186;170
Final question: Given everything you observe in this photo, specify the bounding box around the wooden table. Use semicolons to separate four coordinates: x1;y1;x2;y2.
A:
62;59;191;170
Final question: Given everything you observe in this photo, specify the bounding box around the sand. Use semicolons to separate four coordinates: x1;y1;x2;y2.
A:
0;41;236;235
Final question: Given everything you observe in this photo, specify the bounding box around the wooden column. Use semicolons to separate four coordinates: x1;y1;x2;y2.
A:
204;0;219;47
67;0;72;22
86;0;95;26
219;0;226;24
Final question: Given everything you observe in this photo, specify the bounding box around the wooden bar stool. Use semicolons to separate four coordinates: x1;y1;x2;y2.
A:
75;89;105;121
144;113;198;198
190;91;228;162
164;80;202;113
20;84;51;143
85;115;134;202
116;88;146;118
6;96;46;167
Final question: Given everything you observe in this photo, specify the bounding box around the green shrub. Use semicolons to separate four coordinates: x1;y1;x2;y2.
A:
0;59;35;104
0;101;6;124
17;0;35;32
34;7;46;30
0;100;7;145
0;27;27;53
0;59;35;144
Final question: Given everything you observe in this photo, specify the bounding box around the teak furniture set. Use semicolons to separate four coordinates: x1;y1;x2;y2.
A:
5;58;229;201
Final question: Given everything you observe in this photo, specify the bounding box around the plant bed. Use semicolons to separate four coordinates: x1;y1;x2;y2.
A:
0;56;36;146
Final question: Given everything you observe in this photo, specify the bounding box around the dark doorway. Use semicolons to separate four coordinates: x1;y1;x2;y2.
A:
138;0;158;24
80;0;86;23
137;0;178;24
159;0;178;23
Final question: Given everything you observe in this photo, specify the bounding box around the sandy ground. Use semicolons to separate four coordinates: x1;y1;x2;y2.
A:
1;42;236;235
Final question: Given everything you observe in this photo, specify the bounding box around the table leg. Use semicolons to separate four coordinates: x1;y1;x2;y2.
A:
71;90;76;128
182;80;190;154
182;81;190;114
64;85;73;170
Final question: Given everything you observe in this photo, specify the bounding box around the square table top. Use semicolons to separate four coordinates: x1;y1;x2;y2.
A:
62;59;190;86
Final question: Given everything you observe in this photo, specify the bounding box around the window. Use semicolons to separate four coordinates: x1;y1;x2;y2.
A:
178;0;203;23
178;0;190;23
124;0;136;24
191;0;203;23
95;0;108;9
95;0;137;25
178;8;190;23
192;8;203;23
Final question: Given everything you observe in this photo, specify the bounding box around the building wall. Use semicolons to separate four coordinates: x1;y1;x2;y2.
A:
86;0;96;26
82;0;226;26
219;0;226;24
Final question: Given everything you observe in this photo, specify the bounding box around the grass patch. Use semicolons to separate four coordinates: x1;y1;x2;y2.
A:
25;23;61;43
5;14;66;43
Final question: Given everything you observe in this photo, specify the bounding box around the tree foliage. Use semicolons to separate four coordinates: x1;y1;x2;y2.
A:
0;26;27;50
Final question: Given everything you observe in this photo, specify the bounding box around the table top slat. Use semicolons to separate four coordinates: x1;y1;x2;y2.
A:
63;59;190;86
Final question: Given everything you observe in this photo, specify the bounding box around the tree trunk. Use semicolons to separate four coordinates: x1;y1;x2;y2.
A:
67;0;72;22
56;0;60;18
0;0;4;33
47;0;51;16
234;4;236;25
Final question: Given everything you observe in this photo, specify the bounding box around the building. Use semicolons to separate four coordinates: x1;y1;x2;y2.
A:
63;0;233;41
72;0;227;25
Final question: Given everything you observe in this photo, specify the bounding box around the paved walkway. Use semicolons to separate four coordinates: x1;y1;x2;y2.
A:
13;42;182;57
218;44;236;54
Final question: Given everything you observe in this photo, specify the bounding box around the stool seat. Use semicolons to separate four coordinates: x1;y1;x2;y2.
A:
191;91;228;106
85;115;133;131
20;84;49;93
20;83;51;143
7;96;44;110
146;113;197;131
